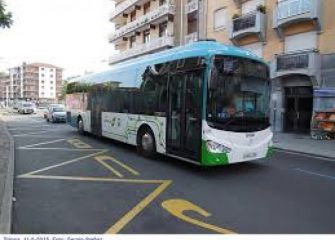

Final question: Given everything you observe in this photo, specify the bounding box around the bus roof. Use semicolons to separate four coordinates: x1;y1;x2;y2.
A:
70;41;266;86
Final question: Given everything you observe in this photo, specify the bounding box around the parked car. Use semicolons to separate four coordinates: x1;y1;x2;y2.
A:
46;106;66;123
18;102;36;114
44;104;64;118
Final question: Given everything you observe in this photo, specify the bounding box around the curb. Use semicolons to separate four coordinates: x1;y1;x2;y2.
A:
274;147;335;161
0;116;15;233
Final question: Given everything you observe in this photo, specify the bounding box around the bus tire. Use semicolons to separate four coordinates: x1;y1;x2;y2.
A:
137;127;156;158
77;117;85;135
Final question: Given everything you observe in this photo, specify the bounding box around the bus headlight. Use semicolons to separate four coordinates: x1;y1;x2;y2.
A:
206;140;232;154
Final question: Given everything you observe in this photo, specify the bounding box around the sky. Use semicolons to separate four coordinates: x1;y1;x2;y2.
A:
0;0;117;78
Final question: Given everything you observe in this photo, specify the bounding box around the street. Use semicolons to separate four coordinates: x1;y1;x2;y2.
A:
2;112;335;234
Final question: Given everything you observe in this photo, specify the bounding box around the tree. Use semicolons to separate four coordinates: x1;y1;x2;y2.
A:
0;0;13;29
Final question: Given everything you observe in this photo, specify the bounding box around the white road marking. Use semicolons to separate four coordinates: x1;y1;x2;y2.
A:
18;138;67;148
275;149;335;162
295;168;335;181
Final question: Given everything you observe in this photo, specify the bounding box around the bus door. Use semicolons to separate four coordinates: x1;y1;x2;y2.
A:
167;69;203;161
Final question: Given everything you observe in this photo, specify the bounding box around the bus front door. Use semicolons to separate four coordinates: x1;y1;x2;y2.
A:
167;71;202;162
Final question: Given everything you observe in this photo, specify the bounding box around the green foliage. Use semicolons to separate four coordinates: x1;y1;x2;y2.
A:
257;4;266;14
0;0;13;29
232;13;241;20
66;82;91;94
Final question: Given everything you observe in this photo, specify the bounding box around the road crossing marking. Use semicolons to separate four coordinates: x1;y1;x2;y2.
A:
17;150;109;178
67;139;92;149
106;180;172;234
95;155;140;177
95;157;124;178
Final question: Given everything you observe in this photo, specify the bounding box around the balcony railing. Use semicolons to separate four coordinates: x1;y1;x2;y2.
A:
185;0;198;14
109;36;175;64
230;11;266;43
273;0;323;38
277;52;309;71
110;0;141;21
271;50;321;85
185;32;198;44
109;3;175;42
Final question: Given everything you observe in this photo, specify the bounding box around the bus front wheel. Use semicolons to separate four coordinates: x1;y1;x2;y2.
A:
137;128;156;158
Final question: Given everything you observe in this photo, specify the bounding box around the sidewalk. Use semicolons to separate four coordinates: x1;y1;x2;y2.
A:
0;111;14;233
273;133;335;159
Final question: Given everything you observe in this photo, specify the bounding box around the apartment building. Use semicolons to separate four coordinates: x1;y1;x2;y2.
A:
5;62;63;103
108;0;206;65
203;0;335;134
0;73;10;101
108;0;335;134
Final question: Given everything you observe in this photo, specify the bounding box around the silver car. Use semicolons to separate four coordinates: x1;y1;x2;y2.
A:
46;106;66;123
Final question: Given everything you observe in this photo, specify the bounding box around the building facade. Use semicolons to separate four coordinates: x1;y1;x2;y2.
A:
108;0;207;65
0;73;10;102
4;63;63;103
109;0;335;134
205;0;335;134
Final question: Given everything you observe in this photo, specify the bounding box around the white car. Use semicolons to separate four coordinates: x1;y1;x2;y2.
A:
44;104;64;118
46;106;66;123
18;102;36;114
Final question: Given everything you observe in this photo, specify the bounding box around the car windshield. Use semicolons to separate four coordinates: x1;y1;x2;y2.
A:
23;103;33;107
53;107;65;112
207;55;270;132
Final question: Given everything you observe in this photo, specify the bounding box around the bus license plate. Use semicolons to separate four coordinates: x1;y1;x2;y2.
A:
243;152;257;159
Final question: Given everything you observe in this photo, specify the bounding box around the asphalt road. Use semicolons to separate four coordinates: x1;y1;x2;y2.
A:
2;112;335;234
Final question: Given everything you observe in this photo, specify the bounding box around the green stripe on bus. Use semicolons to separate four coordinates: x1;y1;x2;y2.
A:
201;141;229;166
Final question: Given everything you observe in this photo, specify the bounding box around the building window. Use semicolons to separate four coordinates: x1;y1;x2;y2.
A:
50;87;54;90
50;74;53;78
214;8;226;30
143;2;150;15
129;35;136;48
41;68;44;71
159;0;166;6
41;80;45;84
159;22;168;37
50;69;54;72
130;10;136;22
143;29;151;43
41;73;45;77
187;11;198;34
50;81;54;84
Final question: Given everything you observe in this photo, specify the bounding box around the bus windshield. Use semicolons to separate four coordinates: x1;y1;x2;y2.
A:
207;55;270;132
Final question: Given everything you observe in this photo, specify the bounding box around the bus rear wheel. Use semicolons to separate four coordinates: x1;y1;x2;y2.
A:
137;128;156;158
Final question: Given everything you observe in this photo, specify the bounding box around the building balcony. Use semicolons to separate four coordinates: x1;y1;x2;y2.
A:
273;0;323;39
271;50;321;86
109;3;175;43
185;32;198;44
110;0;141;21
185;0;198;14
109;35;175;65
233;0;249;8
230;11;266;44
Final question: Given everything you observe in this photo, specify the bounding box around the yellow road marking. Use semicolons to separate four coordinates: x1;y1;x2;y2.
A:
18;174;167;184
95;155;140;176
105;180;172;234
12;130;50;137
161;199;236;234
95;158;124;178
17;150;108;177
18;147;105;151
68;139;92;149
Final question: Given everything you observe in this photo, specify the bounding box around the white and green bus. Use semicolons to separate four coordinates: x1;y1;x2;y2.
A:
66;41;274;166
